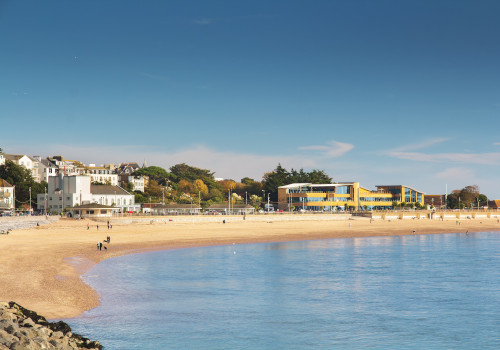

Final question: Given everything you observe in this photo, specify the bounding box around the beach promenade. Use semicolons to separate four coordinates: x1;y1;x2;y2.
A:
1;214;500;320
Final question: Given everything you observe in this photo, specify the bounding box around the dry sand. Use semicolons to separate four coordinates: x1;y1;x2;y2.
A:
1;215;499;320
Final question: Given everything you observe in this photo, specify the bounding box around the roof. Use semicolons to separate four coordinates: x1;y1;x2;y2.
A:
208;204;254;209
0;179;13;187
152;204;202;209
278;183;312;189
90;185;131;195
279;183;357;189
41;159;57;167
2;154;26;161
376;185;425;194
70;203;116;209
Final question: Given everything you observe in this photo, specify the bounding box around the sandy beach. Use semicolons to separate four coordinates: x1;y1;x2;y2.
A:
1;214;499;320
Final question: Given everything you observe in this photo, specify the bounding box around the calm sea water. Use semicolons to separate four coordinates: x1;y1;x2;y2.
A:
65;232;500;349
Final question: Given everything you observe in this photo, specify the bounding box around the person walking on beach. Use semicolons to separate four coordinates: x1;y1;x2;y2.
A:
99;242;102;251
97;242;99;250
97;224;99;230
87;223;89;230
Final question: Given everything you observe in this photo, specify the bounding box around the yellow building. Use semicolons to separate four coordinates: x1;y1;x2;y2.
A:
277;183;424;211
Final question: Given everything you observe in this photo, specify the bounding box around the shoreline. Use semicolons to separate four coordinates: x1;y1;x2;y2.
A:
1;215;499;320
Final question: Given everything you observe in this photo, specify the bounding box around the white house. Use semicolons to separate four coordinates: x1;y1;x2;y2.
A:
0;179;15;212
37;175;139;214
84;164;119;186
38;158;59;183
2;154;40;182
119;175;146;192
90;184;139;213
47;156;85;176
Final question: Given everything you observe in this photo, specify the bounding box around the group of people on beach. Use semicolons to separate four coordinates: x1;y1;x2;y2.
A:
97;236;111;251
87;221;112;230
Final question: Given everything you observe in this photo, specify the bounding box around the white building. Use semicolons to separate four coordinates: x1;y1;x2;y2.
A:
119;175;146;192
47;156;85;176
84;164;119;186
37;175;92;214
1;154;40;182
37;175;139;214
38;158;59;183
0;179;15;212
90;184;139;213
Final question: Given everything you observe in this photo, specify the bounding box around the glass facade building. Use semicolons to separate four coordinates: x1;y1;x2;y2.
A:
278;183;425;211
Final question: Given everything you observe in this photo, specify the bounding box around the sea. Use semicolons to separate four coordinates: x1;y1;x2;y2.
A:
64;232;500;349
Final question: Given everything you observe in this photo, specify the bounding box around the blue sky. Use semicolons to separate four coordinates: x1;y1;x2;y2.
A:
1;0;500;197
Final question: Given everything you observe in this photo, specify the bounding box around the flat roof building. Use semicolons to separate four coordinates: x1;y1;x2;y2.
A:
278;183;425;211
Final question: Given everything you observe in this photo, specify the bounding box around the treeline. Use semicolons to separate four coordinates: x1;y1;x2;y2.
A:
132;163;332;208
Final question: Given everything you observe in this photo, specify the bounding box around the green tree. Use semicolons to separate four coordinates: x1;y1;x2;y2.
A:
0;160;47;210
170;163;221;191
262;164;332;203
459;185;480;208
133;166;175;186
262;164;290;202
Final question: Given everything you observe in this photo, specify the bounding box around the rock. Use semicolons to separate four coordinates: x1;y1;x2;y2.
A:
0;329;18;347
0;302;102;350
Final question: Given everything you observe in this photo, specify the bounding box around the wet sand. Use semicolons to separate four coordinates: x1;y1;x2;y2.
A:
0;215;499;319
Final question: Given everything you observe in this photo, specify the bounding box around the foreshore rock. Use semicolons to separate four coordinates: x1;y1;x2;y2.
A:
0;302;102;350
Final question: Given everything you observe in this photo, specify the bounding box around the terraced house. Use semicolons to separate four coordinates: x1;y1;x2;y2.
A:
278;183;425;211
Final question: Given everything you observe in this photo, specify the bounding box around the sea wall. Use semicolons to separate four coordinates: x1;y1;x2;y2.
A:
0;302;101;350
93;213;352;224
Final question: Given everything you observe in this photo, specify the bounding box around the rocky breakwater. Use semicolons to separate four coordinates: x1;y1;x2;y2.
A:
0;302;102;350
0;216;59;232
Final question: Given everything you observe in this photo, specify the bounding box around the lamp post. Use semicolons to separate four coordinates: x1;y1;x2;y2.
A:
29;186;31;215
262;190;265;212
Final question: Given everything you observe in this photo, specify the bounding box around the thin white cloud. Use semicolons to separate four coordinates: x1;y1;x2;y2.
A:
299;140;354;158
388;151;500;165
493;142;500;146
24;144;319;182
434;167;476;181
393;137;451;152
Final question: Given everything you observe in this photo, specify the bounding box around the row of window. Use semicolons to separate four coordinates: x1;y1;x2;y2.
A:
45;197;133;205
289;186;351;195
